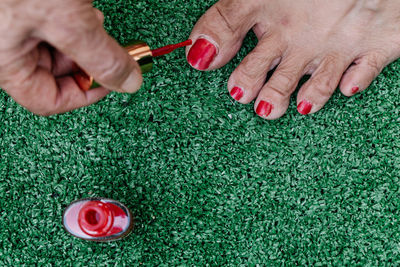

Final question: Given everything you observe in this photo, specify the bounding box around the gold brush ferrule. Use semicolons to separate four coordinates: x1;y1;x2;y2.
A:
125;40;153;74
74;40;153;91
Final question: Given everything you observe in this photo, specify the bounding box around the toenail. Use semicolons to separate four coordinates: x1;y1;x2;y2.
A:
187;38;217;70
351;86;360;94
230;87;244;101
297;100;313;115
256;101;273;117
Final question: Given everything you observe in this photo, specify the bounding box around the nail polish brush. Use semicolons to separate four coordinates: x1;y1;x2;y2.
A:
73;39;193;91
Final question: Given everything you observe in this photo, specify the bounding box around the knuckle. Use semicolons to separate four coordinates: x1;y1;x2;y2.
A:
45;5;99;49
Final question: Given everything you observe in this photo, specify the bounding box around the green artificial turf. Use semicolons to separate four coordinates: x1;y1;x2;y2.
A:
1;0;400;265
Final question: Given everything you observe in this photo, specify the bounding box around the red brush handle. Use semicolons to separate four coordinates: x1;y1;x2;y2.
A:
151;39;192;57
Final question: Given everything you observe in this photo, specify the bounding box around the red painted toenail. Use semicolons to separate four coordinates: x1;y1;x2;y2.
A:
187;38;217;70
351;86;360;94
297;100;313;115
256;101;273;117
230;87;243;101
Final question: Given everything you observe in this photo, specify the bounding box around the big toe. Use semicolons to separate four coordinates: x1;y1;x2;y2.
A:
187;0;259;71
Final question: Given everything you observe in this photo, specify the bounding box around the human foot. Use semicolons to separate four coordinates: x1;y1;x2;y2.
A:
186;0;400;119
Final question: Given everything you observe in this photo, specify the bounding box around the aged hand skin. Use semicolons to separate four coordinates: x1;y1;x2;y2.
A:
0;0;143;116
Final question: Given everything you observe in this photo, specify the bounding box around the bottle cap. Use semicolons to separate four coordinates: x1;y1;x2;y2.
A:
63;198;134;242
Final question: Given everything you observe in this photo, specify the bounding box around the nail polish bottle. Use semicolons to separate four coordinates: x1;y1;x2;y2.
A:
73;39;192;91
63;198;134;242
73;40;153;91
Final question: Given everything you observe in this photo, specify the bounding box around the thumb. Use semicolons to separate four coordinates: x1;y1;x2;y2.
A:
37;2;142;93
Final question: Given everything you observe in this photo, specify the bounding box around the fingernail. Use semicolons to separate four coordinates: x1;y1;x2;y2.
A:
351;86;359;94
297;100;313;115
230;87;244;101
256;101;273;117
187;38;217;70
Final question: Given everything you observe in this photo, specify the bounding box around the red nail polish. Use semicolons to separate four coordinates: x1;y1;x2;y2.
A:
63;198;133;241
256;101;273;117
297;100;312;115
187;38;217;70
351;86;359;94
230;87;244;101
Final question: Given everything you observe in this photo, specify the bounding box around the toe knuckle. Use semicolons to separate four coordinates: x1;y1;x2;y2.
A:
214;0;257;33
237;59;264;82
365;52;386;75
214;4;237;33
270;70;298;96
268;84;289;98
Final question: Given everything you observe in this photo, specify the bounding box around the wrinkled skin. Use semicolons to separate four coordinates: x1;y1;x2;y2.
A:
2;0;400;117
186;0;400;119
0;0;142;116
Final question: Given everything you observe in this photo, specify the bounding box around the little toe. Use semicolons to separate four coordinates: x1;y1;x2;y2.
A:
228;34;284;103
340;52;389;96
297;55;352;115
187;0;259;71
255;54;308;120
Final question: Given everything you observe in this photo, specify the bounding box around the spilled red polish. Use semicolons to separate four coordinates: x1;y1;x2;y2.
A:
187;38;217;70
230;87;244;101
297;100;313;115
351;86;360;94
256;101;273;117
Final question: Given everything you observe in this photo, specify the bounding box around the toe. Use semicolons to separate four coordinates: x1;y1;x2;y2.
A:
297;55;351;115
228;34;284;103
340;52;389;96
186;0;259;71
254;54;308;120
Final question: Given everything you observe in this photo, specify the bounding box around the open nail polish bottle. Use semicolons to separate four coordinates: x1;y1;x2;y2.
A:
63;198;134;242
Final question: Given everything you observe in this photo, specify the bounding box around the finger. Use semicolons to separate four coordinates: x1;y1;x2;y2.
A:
94;8;105;24
37;44;79;77
38;3;142;93
38;8;105;77
51;49;78;76
6;67;109;116
37;43;52;71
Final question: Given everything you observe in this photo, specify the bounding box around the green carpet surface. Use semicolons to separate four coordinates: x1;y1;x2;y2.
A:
1;0;400;265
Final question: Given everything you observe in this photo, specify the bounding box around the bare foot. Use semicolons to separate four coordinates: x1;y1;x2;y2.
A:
186;0;400;119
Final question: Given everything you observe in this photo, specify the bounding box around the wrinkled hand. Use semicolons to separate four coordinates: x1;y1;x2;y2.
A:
0;0;143;116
